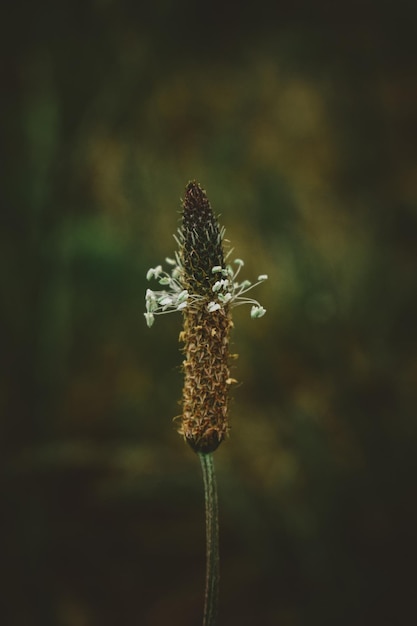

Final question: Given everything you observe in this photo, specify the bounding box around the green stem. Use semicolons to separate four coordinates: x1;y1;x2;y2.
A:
198;452;219;626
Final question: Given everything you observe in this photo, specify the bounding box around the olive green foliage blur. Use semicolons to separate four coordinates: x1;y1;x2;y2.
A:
2;1;417;625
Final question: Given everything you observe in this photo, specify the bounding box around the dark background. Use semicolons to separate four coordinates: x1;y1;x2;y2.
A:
2;1;417;624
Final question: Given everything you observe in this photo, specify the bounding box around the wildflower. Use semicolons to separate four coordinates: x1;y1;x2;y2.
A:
145;181;267;452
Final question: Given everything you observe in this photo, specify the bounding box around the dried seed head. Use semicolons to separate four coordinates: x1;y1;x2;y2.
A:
179;305;232;453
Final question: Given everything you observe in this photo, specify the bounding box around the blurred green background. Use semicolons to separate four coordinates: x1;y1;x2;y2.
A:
2;1;417;624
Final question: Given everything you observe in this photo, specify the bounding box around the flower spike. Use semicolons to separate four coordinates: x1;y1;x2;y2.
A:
144;181;267;452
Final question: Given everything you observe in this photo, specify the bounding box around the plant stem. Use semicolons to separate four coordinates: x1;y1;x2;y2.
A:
199;452;219;626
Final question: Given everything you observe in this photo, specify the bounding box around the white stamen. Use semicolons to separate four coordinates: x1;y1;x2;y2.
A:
177;290;189;303
251;305;266;319
159;296;173;306
145;253;267;325
144;312;155;327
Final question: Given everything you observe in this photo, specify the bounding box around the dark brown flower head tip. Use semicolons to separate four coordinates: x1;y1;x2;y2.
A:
181;181;225;296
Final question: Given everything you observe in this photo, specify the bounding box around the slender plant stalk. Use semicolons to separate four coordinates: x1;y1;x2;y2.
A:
199;452;219;626
144;182;267;625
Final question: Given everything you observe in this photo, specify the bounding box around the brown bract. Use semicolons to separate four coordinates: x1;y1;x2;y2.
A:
179;305;232;453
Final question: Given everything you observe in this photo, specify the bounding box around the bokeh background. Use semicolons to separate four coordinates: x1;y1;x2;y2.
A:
2;1;417;624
